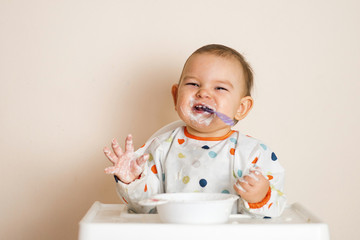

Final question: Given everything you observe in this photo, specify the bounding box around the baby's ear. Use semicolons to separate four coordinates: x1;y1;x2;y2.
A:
171;84;179;109
235;96;253;121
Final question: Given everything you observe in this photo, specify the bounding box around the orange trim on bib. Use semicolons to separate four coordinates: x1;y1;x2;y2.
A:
248;187;272;209
184;127;236;141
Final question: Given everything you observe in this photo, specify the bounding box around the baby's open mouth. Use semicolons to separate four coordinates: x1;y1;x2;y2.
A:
192;104;215;114
190;103;235;126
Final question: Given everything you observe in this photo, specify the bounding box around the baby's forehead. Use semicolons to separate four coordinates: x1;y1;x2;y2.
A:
187;53;244;70
183;53;245;79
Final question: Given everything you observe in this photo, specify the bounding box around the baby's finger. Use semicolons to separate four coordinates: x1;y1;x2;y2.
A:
104;166;118;175
124;134;134;153
248;172;260;182
250;170;269;183
112;138;124;157
103;147;117;164
136;154;149;169
243;175;257;187
234;180;247;193
237;178;253;191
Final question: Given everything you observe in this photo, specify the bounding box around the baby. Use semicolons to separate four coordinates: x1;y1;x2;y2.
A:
103;44;286;217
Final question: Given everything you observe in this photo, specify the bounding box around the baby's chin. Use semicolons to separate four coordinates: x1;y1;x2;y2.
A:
181;114;222;131
180;111;213;127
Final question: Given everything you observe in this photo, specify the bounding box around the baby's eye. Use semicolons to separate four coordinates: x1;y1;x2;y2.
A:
215;86;228;91
185;82;199;87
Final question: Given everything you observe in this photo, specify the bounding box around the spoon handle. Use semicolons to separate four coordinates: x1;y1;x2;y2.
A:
214;111;235;126
203;107;234;126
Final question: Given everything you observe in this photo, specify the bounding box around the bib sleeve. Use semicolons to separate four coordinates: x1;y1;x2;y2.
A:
235;135;287;217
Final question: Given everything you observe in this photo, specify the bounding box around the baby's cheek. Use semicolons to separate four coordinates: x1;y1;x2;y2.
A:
261;178;270;190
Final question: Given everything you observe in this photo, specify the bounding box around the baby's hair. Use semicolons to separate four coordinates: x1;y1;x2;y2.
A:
181;44;254;96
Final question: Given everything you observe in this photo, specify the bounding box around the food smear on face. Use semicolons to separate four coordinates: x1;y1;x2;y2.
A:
188;98;215;126
179;97;234;126
192;103;234;126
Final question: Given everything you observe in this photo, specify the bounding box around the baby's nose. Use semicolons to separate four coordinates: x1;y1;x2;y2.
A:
196;88;211;98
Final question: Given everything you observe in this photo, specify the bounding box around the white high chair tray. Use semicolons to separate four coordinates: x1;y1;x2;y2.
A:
78;202;329;240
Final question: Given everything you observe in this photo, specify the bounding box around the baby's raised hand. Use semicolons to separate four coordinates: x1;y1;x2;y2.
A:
103;135;149;184
233;167;270;204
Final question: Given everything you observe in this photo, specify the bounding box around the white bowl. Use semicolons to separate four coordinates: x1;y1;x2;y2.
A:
139;193;239;224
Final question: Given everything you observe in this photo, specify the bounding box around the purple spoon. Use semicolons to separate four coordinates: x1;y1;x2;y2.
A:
202;106;235;126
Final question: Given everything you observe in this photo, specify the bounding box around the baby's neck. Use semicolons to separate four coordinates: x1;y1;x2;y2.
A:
185;125;233;139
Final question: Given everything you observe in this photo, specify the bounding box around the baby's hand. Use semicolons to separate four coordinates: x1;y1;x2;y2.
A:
233;167;270;204
103;135;149;184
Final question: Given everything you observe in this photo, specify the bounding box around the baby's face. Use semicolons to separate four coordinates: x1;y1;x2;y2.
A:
172;53;248;137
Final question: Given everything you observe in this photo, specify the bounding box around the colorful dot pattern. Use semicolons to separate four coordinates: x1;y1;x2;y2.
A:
134;128;283;213
163;132;241;193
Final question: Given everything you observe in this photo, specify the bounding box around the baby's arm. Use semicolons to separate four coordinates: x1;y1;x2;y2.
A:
233;143;286;217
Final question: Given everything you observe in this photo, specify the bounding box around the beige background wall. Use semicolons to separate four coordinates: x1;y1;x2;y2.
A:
1;0;359;239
